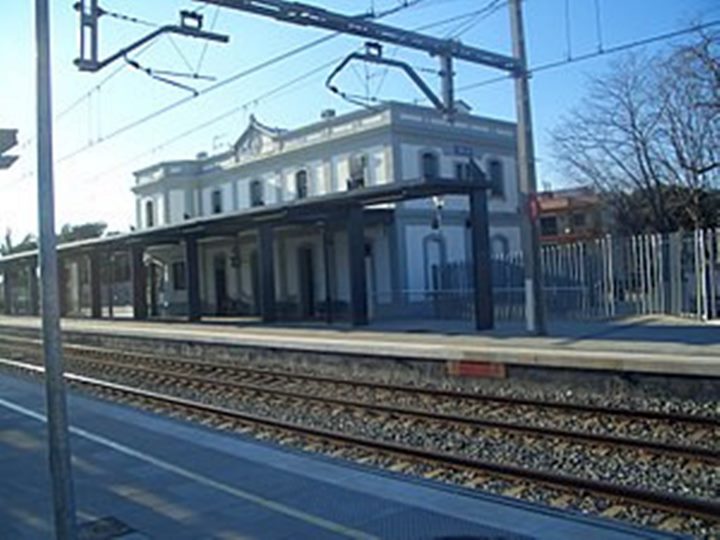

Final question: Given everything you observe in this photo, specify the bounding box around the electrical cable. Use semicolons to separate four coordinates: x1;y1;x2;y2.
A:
458;19;720;92
53;0;427;167
75;54;350;187
444;0;505;39
594;0;604;52
373;4;505;99
194;6;222;75
75;4;491;187
100;8;160;29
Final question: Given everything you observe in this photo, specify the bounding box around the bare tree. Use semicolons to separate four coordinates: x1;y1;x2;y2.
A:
552;32;719;233
656;31;719;227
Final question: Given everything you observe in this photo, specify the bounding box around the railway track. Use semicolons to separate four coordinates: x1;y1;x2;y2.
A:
19;346;720;462
0;334;719;536
1;355;719;539
0;333;716;450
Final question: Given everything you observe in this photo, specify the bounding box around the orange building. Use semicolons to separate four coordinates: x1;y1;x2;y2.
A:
537;186;606;244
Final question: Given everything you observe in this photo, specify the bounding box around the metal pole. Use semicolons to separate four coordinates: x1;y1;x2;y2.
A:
439;54;455;122
509;0;546;335
35;0;78;538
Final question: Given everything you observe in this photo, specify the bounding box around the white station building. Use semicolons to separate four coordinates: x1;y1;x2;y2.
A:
130;102;520;322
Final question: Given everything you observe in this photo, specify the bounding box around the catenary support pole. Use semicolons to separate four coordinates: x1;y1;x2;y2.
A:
509;0;546;335
35;0;79;537
439;54;455;121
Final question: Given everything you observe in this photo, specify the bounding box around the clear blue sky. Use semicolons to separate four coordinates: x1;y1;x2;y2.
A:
0;0;717;240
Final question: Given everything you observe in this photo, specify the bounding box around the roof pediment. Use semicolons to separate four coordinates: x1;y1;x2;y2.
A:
233;114;286;159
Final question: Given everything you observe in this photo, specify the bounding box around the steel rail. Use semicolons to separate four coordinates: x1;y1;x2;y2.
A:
0;332;714;428
50;351;720;462
1;356;718;523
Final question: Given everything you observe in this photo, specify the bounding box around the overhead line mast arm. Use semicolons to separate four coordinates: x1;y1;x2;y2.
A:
76;25;229;72
326;51;446;112
194;0;519;72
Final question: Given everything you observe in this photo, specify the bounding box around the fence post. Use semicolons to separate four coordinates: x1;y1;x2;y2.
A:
699;229;709;321
651;234;660;313
661;234;671;315
612;235;618;317
694;229;705;320
709;229;718;320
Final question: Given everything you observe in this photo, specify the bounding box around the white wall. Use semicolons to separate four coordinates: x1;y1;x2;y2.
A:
201;183;233;216
398;142;519;213
139;193;165;229
404;223;468;292
169;189;186;223
489;225;521;255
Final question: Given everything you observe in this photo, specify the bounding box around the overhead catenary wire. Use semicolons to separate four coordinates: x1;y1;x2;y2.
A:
75;54;351;187
75;6;482;188
373;4;505;100
194;6;222;75
444;0;505;39
458;18;720;92
8;3;425;189
52;0;427;167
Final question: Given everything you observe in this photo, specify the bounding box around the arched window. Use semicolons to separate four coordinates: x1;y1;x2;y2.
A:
295;169;308;199
145;200;154;228
491;234;510;256
421;151;439;180
250;180;264;207
211;189;223;214
422;234;447;292
488;159;504;197
348;154;367;190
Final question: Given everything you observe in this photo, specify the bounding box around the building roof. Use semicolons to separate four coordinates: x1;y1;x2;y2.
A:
0;176;485;266
132;101;517;182
538;186;600;212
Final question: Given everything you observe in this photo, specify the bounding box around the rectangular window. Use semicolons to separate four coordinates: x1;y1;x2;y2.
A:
489;159;505;198
348;155;367;190
172;261;187;291
455;162;471;181
572;213;587;228
295;170;308;199
250;180;264;207
211;189;223;214
540;216;559;236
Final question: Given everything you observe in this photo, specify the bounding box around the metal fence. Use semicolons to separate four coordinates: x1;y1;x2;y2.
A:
371;228;719;323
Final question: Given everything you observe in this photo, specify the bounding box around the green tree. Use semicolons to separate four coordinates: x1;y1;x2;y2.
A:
57;222;107;244
0;229;37;256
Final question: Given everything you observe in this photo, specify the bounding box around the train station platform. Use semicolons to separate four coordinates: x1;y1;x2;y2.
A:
0;373;681;539
0;314;718;378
